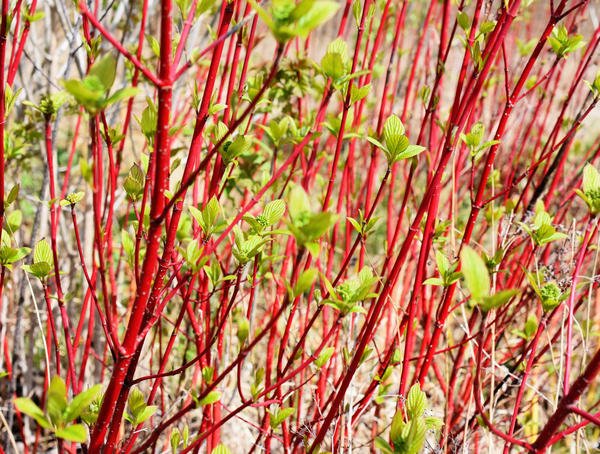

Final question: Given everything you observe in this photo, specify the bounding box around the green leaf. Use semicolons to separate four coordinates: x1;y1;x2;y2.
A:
63;79;104;108
263;199;286;226
321;52;347;80
457;11;470;30
203;197;221;230
106;86;140;106
366;136;386;151
435;250;450;276
288;185;311;222
398;144;426;160
5;184;19;207
480;289;519;312
406;384;426;419
128;387;147;420
0;246;30;265
47;376;68;426
524;315;538;339
89;55;117;90
236;316;250;344
423;277;444;286
405;417;427;454
479;20;496;35
60;191;85;207
383;115;406;155
293;268;318;297
55;424;88;442
424;416;444;430
347;216;362;233
301;212;338;241
390;409;405;444
460;246;490;301
64;384;102;422
199;391;221;406
295;1;339;38
170;428;181;452
14;397;51;429
350;84;371;104
269;406;295;428
124;164;145;201
305;241;320;257
582;163;600;194
6;210;23;233
134;405;157;425
211;444;232;454
22;261;53;279
314;346;335;368
33;239;53;265
208;103;228;115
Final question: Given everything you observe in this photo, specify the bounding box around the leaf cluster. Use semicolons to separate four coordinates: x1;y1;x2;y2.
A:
367;115;425;165
63;55;139;114
376;384;443;454
250;0;339;43
15;376;101;442
460;246;519;312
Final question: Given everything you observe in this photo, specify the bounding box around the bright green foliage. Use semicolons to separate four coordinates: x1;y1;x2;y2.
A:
287;185;337;254
460;122;500;161
347;209;379;236
527;270;568;312
198;391;221;406
548;25;585;58
4;184;19;209
60;191;85;207
63;55;139;114
250;367;265;400
170;425;190;452
576;163;600;215
321;38;350;82
189;196;221;237
123;164;145;202
211;443;232;454
137;99;158;141
221;135;252;164
260;116;301;146
519;201;568;245
181;240;207;272
243;199;286;235
457;11;470;30
423;250;461;287
0;228;30;270
23;92;68;119
15;376;101;442
125;387;158;426
232;225;269;264
585;72;600;98
321;267;379;315
514;314;539;340
249;0;339;43
267;406;295;428
460;246;519;312
368;115;426;165
22;238;53;280
234;313;250;345
377;384;443;454
292;267;318;297
314;346;335;368
350;83;371;104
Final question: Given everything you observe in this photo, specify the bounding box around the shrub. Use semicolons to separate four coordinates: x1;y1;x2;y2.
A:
0;0;599;452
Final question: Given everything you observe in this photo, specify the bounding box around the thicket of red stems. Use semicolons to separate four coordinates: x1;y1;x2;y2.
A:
0;0;599;452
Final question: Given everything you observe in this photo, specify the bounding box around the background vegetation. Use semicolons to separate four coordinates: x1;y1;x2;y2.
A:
0;0;599;452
